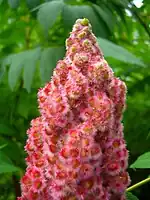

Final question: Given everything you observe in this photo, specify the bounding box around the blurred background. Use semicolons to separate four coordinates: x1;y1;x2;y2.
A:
0;0;150;199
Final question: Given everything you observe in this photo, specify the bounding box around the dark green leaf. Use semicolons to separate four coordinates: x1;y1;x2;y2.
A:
62;4;108;37
0;151;19;173
97;38;145;66
40;46;65;83
92;4;115;32
130;152;150;168
8;0;20;9
0;151;12;164
126;192;139;200
0;139;22;163
37;0;64;36
112;0;129;8
17;90;32;118
0;144;7;150
0;124;16;136
26;0;40;9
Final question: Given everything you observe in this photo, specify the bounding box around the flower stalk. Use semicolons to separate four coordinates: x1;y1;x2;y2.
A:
127;177;150;192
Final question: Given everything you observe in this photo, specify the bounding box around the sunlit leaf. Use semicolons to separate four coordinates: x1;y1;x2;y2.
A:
130;152;150;168
97;38;145;66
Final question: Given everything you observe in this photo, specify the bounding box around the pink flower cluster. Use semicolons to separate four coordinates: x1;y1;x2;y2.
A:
18;18;130;200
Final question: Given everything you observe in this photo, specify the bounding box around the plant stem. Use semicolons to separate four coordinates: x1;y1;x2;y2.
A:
127;177;150;192
12;175;21;199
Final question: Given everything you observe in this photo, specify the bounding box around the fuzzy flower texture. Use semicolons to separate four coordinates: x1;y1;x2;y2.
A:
18;18;130;200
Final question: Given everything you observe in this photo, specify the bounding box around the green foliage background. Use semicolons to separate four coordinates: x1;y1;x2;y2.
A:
0;0;150;199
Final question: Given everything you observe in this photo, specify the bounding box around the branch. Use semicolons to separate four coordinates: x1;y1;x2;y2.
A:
12;175;21;198
127;177;150;192
128;3;150;37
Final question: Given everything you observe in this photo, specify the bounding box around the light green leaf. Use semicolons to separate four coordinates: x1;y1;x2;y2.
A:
40;46;65;83
0;151;19;173
0;124;16;136
130;152;150;168
38;0;64;36
0;0;3;5
8;0;20;9
126;192;139;200
23;47;41;92
97;38;145;66
62;4;108;37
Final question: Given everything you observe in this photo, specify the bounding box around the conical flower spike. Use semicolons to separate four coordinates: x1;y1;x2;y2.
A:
18;18;130;200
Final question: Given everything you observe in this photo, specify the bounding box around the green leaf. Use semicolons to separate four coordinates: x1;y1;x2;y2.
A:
92;4;115;32
37;0;64;36
0;151;12;164
0;144;7;150
130;152;150;168
62;4;108;37
0;139;22;163
126;192;139;200
40;46;65;83
8;52;25;90
0;151;19;174
26;0;40;9
17;90;32;118
0;124;16;136
0;0;3;5
0;163;19;173
6;48;41;92
8;0;20;9
0;60;6;82
23;47;41;92
97;38;145;66
112;0;129;8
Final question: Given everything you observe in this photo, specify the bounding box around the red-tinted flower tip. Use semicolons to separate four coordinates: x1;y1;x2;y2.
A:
19;18;130;200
